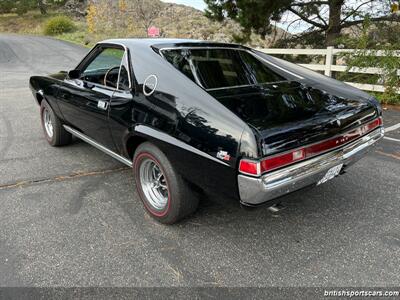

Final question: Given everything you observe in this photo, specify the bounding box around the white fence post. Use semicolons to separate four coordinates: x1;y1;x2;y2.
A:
325;46;334;77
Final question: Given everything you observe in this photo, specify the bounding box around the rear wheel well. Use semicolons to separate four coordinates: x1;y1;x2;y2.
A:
126;136;148;159
128;136;206;196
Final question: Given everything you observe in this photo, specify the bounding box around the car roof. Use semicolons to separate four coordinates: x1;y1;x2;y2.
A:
99;38;247;51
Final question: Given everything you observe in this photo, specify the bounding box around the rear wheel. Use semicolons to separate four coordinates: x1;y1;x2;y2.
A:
133;142;199;224
40;100;71;146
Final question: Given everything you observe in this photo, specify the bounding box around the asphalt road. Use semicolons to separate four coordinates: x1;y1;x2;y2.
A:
0;34;399;288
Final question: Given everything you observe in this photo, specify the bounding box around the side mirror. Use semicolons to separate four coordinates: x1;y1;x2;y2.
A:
68;69;81;80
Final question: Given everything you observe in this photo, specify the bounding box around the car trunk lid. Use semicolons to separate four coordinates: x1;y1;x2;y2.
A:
208;81;378;157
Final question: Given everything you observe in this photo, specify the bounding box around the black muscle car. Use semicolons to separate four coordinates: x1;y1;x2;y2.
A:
30;39;385;224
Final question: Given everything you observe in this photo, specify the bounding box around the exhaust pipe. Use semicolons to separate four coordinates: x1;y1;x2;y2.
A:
268;203;286;213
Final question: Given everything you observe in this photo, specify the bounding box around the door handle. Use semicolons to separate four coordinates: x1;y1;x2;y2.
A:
97;100;109;110
83;81;95;89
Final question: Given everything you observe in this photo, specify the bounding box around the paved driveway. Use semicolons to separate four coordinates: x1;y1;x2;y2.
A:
0;34;399;287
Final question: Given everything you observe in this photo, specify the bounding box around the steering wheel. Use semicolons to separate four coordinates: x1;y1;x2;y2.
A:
104;66;121;88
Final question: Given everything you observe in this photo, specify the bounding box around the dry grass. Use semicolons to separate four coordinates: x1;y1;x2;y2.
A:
0;11;49;34
0;10;89;46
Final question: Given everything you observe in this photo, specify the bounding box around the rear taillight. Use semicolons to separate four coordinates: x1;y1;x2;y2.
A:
239;149;307;176
239;159;260;176
260;149;305;173
239;117;383;176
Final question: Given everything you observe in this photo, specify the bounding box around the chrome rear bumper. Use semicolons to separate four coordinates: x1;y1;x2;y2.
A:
238;127;384;206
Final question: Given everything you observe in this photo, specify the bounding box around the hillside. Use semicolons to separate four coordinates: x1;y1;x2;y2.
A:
154;3;287;47
0;0;287;48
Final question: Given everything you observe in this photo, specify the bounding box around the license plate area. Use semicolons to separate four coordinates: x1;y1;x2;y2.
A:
317;164;343;186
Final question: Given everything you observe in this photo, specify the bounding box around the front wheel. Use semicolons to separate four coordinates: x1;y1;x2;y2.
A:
133;142;199;224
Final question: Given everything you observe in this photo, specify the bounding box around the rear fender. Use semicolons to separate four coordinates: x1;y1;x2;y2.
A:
130;125;240;200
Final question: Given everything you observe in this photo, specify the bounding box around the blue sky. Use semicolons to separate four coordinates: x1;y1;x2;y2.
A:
161;0;207;11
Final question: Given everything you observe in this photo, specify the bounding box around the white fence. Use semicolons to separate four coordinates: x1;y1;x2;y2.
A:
257;47;400;94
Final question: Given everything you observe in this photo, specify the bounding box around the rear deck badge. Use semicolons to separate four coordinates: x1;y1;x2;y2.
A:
217;150;231;161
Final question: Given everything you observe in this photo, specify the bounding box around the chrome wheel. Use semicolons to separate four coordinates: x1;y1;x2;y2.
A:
139;158;169;211
43;108;54;138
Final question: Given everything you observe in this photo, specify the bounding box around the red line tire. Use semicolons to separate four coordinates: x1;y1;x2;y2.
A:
133;142;199;224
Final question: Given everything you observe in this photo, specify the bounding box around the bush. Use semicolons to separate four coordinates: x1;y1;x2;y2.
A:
338;19;400;105
44;16;76;36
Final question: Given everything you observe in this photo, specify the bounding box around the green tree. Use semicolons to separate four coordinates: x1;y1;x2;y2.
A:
205;0;400;46
37;0;47;14
0;0;14;14
338;19;400;104
0;0;32;15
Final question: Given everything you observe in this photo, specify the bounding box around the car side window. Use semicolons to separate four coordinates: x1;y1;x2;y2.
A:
81;48;125;88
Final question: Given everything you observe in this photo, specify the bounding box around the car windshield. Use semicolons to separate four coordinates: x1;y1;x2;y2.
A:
162;48;286;90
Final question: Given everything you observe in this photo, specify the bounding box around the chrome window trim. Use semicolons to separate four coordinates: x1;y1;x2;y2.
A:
206;84;252;92
96;42;133;91
205;81;290;92
158;46;305;88
158;47;205;88
74;42;133;92
116;50;132;91
159;46;247;51
251;51;304;80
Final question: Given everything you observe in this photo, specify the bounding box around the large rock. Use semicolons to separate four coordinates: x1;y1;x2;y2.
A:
64;0;87;17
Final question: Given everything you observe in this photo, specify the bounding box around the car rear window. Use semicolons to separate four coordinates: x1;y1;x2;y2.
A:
161;48;285;90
